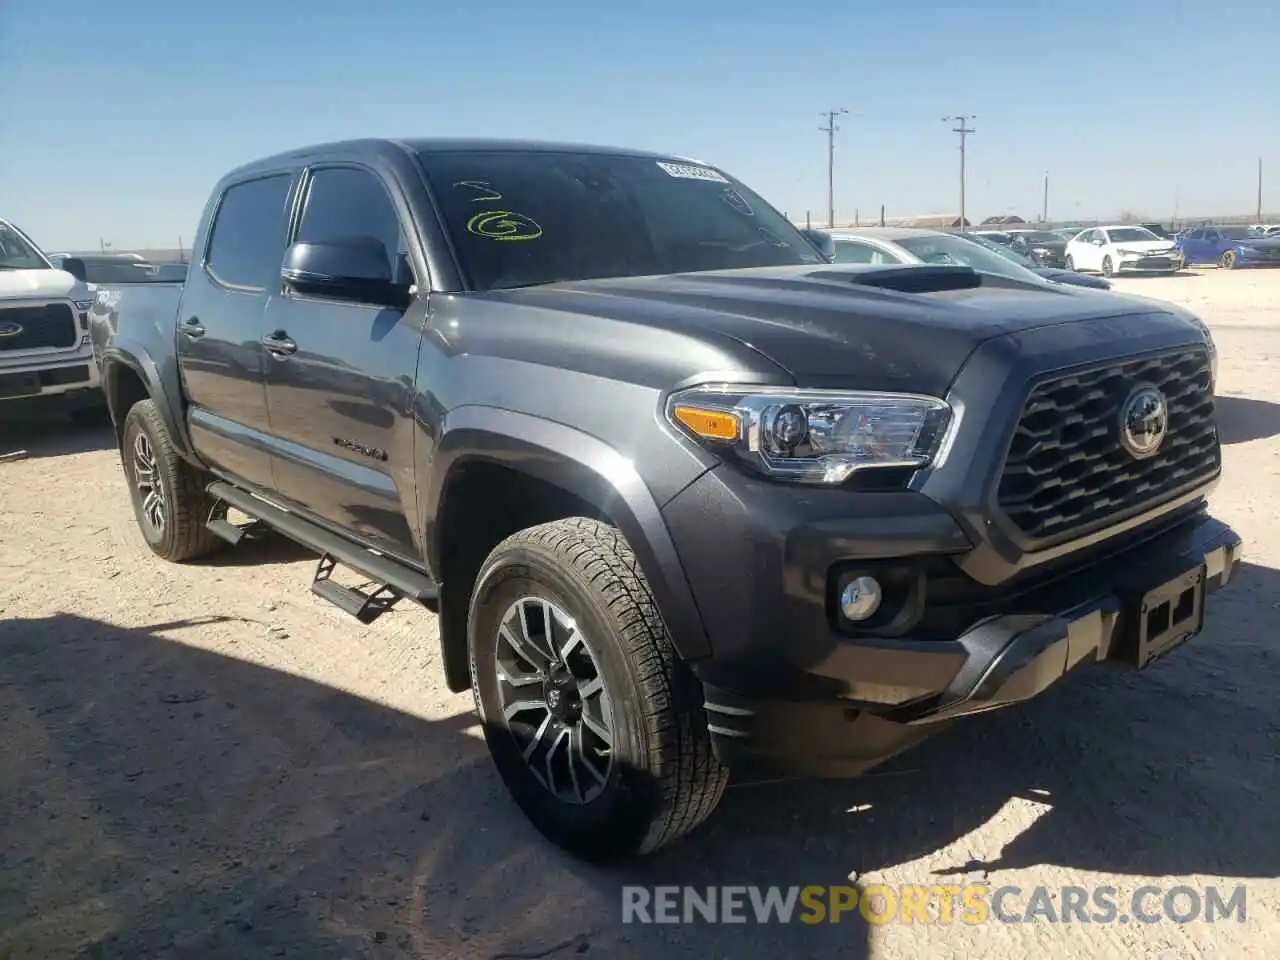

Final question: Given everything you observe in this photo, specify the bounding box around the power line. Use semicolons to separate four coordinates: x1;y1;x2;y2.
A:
820;108;848;228
942;114;976;229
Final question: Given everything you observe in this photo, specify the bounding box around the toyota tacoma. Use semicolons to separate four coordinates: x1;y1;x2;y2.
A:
93;138;1243;862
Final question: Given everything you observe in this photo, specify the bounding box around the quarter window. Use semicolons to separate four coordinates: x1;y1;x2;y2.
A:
205;174;293;289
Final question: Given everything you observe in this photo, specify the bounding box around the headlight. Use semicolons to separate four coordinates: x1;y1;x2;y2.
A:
665;385;953;485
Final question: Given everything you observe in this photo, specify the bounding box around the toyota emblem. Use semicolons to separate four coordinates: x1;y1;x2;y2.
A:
1119;384;1168;460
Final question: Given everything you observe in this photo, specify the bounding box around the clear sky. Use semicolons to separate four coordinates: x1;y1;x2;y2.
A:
3;0;1276;250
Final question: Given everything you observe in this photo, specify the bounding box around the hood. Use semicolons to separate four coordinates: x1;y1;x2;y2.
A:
486;265;1171;395
1111;239;1178;253
0;268;84;302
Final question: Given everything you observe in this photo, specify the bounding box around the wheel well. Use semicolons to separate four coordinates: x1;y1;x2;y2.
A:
106;363;151;444
436;461;608;692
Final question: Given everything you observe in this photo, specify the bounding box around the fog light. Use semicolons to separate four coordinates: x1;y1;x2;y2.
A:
840;576;882;621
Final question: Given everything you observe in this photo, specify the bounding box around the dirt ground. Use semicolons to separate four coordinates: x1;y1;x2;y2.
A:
3;267;1279;959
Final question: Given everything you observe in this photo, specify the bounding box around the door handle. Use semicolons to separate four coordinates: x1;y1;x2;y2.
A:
261;331;298;358
181;317;206;339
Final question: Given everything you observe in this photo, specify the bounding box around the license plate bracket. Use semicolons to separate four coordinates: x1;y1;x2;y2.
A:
1134;564;1206;669
0;372;41;399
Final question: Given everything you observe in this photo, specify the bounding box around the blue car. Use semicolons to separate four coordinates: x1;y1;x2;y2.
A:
1177;225;1280;269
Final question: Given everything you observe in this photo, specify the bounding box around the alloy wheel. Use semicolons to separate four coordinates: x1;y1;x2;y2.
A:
132;431;166;535
493;596;615;805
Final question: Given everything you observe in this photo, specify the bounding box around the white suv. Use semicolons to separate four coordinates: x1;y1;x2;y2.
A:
0;217;103;420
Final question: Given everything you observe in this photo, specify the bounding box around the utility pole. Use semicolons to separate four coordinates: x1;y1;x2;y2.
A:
1042;171;1049;223
1258;157;1264;222
820;108;848;228
943;114;976;230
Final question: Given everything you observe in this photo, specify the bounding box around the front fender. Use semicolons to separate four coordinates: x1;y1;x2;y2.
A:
422;405;712;660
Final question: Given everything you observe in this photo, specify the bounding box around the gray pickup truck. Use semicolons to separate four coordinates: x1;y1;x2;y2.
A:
93;137;1243;862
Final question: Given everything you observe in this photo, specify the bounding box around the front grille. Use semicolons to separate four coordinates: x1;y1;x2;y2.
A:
1133;257;1173;270
997;348;1219;542
0;304;79;352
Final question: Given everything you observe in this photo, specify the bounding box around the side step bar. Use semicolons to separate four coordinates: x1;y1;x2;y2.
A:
205;481;438;625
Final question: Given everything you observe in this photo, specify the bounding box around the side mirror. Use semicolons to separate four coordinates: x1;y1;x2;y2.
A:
800;228;836;261
281;238;409;307
58;256;87;282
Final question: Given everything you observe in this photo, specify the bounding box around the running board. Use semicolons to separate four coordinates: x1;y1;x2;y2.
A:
205;481;439;624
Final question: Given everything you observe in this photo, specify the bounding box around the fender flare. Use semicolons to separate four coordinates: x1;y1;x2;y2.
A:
100;340;195;460
422;405;712;661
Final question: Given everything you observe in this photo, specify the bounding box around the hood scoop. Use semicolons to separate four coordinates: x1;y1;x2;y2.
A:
813;264;983;294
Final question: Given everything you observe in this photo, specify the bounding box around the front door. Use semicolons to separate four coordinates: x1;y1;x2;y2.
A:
177;172;296;490
261;164;425;559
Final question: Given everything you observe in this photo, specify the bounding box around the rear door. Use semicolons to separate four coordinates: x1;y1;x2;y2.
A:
1181;229;1205;263
261;163;426;558
177;172;297;489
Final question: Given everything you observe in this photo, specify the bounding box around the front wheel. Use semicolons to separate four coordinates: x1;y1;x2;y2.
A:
121;399;223;562
468;517;728;862
1220;250;1237;270
1101;255;1115;278
1064;254;1076;271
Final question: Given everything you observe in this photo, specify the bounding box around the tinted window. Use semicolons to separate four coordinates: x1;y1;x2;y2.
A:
206;174;293;289
1218;227;1252;240
296;167;408;281
416;150;823;291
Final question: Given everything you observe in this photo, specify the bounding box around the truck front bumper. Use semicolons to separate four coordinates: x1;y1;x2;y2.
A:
0;351;101;403
661;469;1244;779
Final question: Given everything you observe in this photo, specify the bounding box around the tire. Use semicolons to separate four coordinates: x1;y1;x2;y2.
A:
1064;254;1075;271
1101;255;1115;278
121;399;223;562
467;517;728;862
1220;250;1237;270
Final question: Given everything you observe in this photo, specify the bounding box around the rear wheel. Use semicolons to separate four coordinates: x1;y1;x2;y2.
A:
121;399;223;562
468;517;728;862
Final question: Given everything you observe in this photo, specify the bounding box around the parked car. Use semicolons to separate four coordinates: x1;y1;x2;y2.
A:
1005;228;1069;267
1176;225;1280;269
0;218;104;421
955;230;1113;289
94;137;1241;862
827;226;1111;289
1065;225;1185;276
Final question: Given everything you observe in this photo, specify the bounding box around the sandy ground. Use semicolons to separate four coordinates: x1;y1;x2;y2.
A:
2;267;1279;959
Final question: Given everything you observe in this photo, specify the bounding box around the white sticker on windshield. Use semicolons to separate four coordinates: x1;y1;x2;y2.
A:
656;161;729;183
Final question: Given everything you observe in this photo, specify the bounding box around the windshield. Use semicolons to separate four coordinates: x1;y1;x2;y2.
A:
416;150;825;291
973;232;1012;243
1013;231;1061;243
0;220;52;270
1107;227;1160;243
897;233;1043;282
